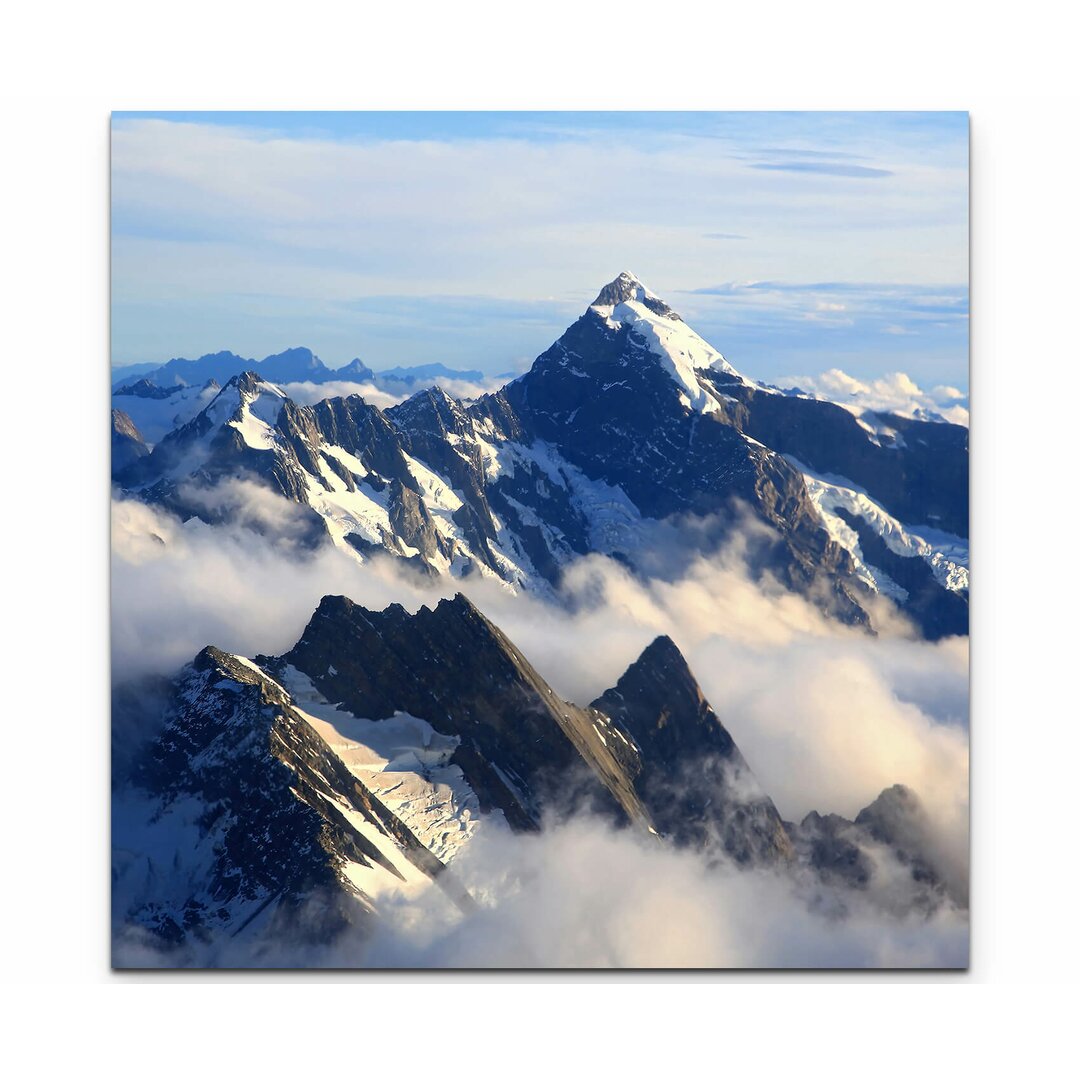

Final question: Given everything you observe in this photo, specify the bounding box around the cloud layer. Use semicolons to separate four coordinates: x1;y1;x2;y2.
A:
115;811;969;969
779;368;969;425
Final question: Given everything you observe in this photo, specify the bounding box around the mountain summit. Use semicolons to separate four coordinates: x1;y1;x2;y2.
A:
592;270;684;322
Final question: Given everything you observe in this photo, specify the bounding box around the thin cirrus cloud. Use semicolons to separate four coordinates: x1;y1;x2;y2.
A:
751;161;895;178
676;279;968;388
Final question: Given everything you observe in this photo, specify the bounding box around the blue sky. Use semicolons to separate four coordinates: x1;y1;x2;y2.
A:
111;112;968;389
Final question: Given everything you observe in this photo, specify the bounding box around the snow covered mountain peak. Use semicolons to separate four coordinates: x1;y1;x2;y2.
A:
205;371;287;424
584;272;741;409
591;270;681;322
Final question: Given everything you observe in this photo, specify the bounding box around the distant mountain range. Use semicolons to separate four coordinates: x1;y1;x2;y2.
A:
113;349;498;394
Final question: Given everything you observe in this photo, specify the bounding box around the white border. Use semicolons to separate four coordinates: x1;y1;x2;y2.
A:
3;0;1077;1066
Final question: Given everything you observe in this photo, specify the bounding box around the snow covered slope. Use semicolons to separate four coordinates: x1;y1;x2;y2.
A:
112;645;469;956
112;379;222;445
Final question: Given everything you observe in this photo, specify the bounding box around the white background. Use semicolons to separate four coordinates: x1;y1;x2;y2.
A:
2;0;1077;1072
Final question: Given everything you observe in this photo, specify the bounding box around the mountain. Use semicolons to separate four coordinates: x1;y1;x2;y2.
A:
112;378;221;446
109;361;161;383
591;635;791;862
789;783;962;912
112;349;488;396
113;593;953;962
113;273;968;637
374;362;487;390
113;350;261;390
336;357;377;381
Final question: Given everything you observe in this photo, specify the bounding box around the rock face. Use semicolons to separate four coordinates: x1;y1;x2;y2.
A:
113;644;472;956
111;409;149;477
114;273;969;639
474;278;871;623
592;635;792;863
283;593;654;832
114;593;795;957
833;508;968;639
715;382;969;538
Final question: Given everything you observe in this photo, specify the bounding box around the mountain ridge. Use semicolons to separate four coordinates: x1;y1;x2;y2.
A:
112;273;969;638
113;591;956;960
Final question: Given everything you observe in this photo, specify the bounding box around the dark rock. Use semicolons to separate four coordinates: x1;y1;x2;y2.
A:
592;635;793;863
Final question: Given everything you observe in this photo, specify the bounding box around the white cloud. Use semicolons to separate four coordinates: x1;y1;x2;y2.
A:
357;815;968;969
278;379;406;410
116;813;968;969
278;373;511;411
111;118;968;372
781;367;969;425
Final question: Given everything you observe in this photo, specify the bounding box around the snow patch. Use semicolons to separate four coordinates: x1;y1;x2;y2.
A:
788;457;969;594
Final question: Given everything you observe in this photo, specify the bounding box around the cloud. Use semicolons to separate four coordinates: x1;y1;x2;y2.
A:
115;811;968;969
360;815;968;969
110;117;968;374
780;367;969;425
673;282;968;388
279;379;407;410
111;487;968;967
751;162;894;178
751;147;869;161
278;373;511;411
371;373;512;401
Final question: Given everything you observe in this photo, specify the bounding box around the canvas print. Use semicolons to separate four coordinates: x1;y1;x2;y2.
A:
110;112;969;969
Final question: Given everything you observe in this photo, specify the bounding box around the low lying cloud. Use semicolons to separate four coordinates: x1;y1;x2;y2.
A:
115;813;968;969
278;380;407;410
375;373;513;401
111;484;968;967
278;373;511;411
780;368;969;426
362;815;967;969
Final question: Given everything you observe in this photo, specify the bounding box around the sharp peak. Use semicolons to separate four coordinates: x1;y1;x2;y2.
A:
421;383;462;404
856;783;922;817
593;270;646;305
221;370;275;392
605;634;699;694
392;383;464;416
636;634;692;669
591;271;682;322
